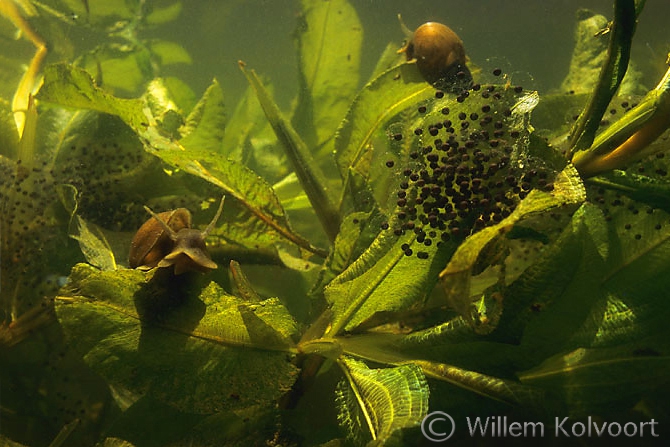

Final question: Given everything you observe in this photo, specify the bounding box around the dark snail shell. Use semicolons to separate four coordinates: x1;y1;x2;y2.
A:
128;197;224;275
400;21;472;91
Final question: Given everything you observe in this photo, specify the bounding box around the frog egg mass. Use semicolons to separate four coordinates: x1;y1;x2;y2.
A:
382;69;556;259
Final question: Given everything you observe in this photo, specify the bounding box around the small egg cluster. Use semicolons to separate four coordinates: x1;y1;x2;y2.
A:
0;158;66;314
381;70;557;258
52;126;158;231
588;149;670;243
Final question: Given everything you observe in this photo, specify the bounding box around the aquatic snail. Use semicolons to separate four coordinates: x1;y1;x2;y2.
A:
128;196;225;275
398;18;473;91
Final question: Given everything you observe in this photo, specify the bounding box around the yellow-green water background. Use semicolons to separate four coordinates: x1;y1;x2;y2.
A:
135;1;670;100
2;0;670;109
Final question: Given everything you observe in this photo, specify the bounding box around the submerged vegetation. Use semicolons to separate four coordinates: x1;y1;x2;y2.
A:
1;0;670;445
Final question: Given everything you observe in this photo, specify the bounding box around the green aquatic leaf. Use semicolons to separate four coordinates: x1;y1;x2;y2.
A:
598;186;670;289
512;204;608;359
148;40;192;66
293;0;362;154
336;356;428;444
180;79;226;153
144;77;196;119
334;63;432;187
240;63;341;242
335;330;541;406
79;45;155;94
519;343;670;414
70;216;117;271
412;359;540;406
56;264;298;414
589;170;670;214
37;63;147;129
145;2;182;26
38;64;325;257
440;164;586;327
463;205;592;351
311;211;379;294
221;86;267;160
57;183;117;271
325;225;455;334
145;143;326;257
229;260;262;303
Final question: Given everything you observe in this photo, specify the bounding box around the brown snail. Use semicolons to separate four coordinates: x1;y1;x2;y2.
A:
128;196;225;275
398;19;472;91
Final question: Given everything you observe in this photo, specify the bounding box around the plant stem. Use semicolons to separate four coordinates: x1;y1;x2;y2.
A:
568;0;638;155
240;62;342;243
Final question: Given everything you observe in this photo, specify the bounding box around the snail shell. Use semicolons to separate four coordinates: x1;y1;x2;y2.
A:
399;21;472;91
128;197;224;275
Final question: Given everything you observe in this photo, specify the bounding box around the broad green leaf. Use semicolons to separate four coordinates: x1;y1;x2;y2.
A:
368;43;406;83
325;226;455;334
70;216;117;271
144;143;325;257
38;64;326;258
513;204;608;358
79;45;155;94
37;108;94;170
293;0;362;154
452;204;602;357
336;332;540;406
240;63;341;242
597;184;670;283
37;63;147;130
57;183;117;271
335;356;428;444
180;79;226;153
519;342;670;414
56;264;299;414
144;77;195;119
334;63;432;184
439;164;586;326
145;2;182;26
589;169;670;214
585;189;670;343
310;211;380;294
412;360;540;406
148;40;192;66
221;86;267;160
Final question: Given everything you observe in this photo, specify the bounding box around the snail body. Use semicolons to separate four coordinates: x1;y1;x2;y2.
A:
129;197;225;275
399;21;472;91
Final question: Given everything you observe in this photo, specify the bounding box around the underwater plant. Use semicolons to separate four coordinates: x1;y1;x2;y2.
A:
2;0;670;446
